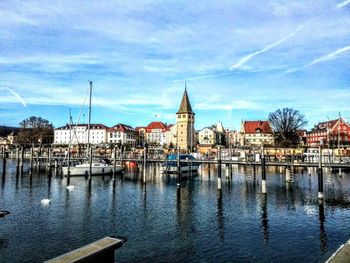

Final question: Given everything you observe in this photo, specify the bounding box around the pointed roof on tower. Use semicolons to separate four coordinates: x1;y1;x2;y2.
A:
177;87;194;114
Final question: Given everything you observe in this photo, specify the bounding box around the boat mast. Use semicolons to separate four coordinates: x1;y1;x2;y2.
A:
87;81;92;156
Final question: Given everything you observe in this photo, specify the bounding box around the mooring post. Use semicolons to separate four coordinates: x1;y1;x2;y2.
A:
217;146;222;190
47;148;51;169
113;147;116;179
89;147;93;182
54;159;58;170
177;147;181;188
20;146;24;173
318;145;324;200
16;147;19;172
29;146;34;174
225;164;229;178
2;147;6;176
67;147;71;185
143;146;147;183
286;167;291;182
261;146;267;194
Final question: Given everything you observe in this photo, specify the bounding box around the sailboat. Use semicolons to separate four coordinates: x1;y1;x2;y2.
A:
61;81;124;176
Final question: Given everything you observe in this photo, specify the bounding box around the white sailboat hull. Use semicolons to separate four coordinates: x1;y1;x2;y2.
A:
62;163;123;176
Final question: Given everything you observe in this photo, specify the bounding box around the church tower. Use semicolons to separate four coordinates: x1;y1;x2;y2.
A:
176;87;195;152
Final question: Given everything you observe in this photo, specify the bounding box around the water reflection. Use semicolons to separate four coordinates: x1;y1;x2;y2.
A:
216;190;225;240
1;161;350;262
260;194;269;244
318;202;328;253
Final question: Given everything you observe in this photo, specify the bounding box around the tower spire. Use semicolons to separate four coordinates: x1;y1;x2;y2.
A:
176;87;194;114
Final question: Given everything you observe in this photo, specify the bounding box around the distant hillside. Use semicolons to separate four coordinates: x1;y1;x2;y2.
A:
0;126;20;137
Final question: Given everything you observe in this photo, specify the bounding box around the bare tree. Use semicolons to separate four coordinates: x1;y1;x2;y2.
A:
268;108;307;147
17;116;54;145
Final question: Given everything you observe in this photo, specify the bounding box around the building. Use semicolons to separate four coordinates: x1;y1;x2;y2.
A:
165;124;177;147
228;130;244;146
54;124;108;145
241;120;274;146
176;88;195;152
107;123;138;146
306;118;350;147
198;127;216;145
144;121;168;146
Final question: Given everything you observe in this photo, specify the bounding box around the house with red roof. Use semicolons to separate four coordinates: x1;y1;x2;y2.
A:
306;118;350;146
136;121;175;146
241;120;274;146
107;123;138;146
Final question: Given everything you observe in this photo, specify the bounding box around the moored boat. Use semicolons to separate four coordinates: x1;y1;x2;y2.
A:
62;159;123;176
162;154;200;173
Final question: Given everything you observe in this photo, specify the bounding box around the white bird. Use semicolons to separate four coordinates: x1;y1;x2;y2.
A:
67;185;75;191
41;199;51;205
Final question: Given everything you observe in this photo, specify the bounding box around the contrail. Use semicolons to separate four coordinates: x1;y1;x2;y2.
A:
231;22;308;70
307;44;350;67
3;87;27;107
336;0;350;9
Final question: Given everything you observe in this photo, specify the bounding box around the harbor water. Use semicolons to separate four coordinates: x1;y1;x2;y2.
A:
1;160;350;262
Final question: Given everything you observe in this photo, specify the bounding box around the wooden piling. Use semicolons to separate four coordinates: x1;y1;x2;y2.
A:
217;146;222;190
177;147;181;188
261;146;267;194
143;146;147;183
67;147;71;184
286;168;291;182
20;146;24;172
2;147;6;176
113;147;116;179
16;147;19;171
89;147;93;181
47;148;51;169
318;145;324;200
29;147;34;174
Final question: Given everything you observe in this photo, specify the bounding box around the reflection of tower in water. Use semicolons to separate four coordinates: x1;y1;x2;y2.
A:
176;181;196;249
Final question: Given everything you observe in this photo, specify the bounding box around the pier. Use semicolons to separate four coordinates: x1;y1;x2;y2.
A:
45;236;126;263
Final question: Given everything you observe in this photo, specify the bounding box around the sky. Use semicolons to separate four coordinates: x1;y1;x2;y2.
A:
0;0;350;131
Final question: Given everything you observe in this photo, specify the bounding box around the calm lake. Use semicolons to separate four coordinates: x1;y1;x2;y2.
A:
0;160;350;262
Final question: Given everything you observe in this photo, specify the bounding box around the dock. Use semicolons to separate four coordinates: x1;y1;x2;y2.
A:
326;239;350;263
44;236;125;263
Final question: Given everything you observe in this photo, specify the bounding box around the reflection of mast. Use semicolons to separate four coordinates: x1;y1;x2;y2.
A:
217;190;225;240
261;194;269;243
318;202;328;252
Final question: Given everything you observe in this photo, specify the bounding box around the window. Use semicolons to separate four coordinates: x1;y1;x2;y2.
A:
183;114;185;118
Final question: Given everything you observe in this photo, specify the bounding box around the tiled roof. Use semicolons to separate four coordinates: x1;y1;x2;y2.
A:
56;124;108;130
146;122;167;132
108;123;136;132
243;121;272;134
176;88;194;114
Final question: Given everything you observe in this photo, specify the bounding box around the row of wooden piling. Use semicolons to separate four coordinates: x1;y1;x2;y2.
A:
0;145;332;202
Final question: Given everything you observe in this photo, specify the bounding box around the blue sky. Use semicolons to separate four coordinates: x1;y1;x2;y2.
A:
0;0;350;130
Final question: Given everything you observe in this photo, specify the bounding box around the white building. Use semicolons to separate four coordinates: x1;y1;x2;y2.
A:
107;123;138;146
198;127;216;145
54;124;108;145
165;124;177;146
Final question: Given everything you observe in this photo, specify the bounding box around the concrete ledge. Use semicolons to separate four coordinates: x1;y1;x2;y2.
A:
45;236;125;263
326;239;350;263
